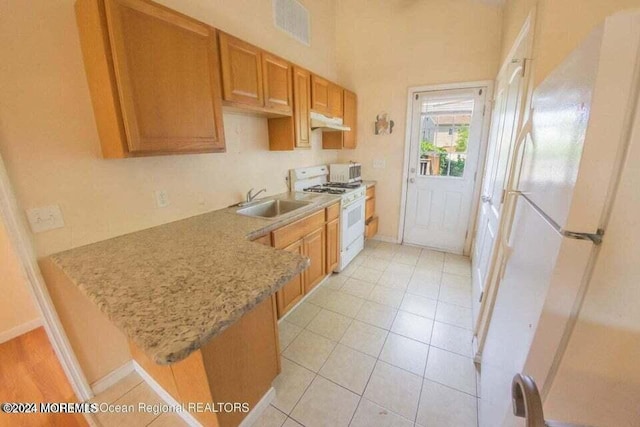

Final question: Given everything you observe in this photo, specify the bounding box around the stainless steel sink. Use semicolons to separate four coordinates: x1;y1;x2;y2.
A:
236;199;311;218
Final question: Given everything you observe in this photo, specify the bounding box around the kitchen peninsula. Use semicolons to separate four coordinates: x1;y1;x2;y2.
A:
41;192;341;427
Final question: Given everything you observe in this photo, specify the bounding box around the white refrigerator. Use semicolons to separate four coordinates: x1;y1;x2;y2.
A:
479;10;640;427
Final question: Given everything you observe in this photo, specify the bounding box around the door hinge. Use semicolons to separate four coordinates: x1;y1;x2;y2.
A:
465;230;469;239
415;94;419;100
479;291;484;303
482;104;486;116
500;189;506;204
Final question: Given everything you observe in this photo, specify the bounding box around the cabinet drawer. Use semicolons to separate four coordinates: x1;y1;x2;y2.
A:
326;203;340;221
365;216;378;239
272;210;325;249
366;186;375;199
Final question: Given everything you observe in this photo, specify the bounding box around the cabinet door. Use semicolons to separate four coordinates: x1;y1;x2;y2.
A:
218;32;264;107
303;227;326;293
276;239;305;318
326;218;340;273
311;74;330;114
343;90;357;149
328;83;344;118
103;0;225;154
262;53;292;114
293;67;311;148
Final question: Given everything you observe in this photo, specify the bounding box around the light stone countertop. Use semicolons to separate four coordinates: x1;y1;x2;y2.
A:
50;192;341;365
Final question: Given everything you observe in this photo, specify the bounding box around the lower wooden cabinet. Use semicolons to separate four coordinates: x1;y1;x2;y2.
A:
303;227;326;293
276;239;305;316
326;217;340;272
271;203;340;318
365;184;378;239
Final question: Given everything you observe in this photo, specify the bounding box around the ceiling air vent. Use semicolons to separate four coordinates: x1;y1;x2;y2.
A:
273;0;310;46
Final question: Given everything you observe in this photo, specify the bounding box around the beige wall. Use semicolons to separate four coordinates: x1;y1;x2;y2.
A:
0;0;339;258
334;0;502;241
501;0;640;86
0;218;40;339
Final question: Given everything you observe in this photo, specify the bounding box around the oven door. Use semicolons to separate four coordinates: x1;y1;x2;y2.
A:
341;197;365;248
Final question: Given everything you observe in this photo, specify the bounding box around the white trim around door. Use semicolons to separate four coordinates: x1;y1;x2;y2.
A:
398;81;494;254
0;154;93;401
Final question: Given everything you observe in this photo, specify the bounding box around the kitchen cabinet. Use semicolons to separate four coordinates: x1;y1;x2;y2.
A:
326;218;340;272
303;227;326;293
129;295;280;427
219;32;264;108
365;185;378;239
292;67;312;148
75;0;226;158
268;66;311;150
276;240;305;316
270;204;340;317
262;53;293;114
322;89;357;149
328;83;344;118
311;74;330;115
343;90;358;148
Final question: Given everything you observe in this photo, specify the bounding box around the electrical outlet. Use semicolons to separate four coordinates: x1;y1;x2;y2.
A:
373;159;386;169
26;205;65;233
154;190;170;208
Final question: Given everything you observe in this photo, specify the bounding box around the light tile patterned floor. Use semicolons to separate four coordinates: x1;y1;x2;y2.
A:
258;241;478;427
90;371;188;426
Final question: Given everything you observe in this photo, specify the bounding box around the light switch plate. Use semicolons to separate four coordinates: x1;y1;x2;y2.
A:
154;190;170;208
373;159;386;169
26;205;65;233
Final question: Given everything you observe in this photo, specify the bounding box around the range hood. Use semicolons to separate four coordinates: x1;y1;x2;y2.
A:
310;111;351;132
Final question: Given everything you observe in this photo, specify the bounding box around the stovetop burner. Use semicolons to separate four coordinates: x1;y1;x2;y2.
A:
325;182;363;189
303;185;346;195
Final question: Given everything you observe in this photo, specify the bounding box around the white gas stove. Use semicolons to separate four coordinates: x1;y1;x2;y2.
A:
290;166;366;272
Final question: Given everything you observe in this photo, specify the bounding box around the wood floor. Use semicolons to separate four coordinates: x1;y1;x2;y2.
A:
0;327;87;427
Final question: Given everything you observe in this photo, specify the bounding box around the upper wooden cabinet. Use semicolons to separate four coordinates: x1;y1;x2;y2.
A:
218;32;264;108
311;74;330;115
75;0;225;158
262;53;293;114
322;89;357;150
343;89;357;148
268;66;310;150
292;67;311;148
219;33;294;117
328;83;344;118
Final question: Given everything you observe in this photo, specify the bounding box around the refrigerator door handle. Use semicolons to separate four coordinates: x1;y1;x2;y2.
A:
512;374;590;427
521;193;604;245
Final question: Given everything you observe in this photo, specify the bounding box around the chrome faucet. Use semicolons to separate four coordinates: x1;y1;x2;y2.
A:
246;188;267;203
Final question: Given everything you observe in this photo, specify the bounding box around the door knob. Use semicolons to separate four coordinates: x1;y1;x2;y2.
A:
410;167;416;173
409;178;416;183
481;194;492;203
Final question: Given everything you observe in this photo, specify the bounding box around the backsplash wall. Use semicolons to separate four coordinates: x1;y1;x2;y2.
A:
0;0;339;257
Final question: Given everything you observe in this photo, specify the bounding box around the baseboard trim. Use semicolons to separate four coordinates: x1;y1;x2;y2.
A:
133;361;276;427
239;387;275;427
91;361;134;395
370;235;400;244
0;318;42;344
133;362;202;427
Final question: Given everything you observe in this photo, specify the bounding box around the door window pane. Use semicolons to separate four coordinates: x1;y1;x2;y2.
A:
418;98;473;177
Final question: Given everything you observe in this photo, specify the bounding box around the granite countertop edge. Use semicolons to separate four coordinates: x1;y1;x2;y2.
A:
49;192;341;365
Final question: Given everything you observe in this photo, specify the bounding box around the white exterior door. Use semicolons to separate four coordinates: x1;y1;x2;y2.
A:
403;88;487;253
472;52;528;323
